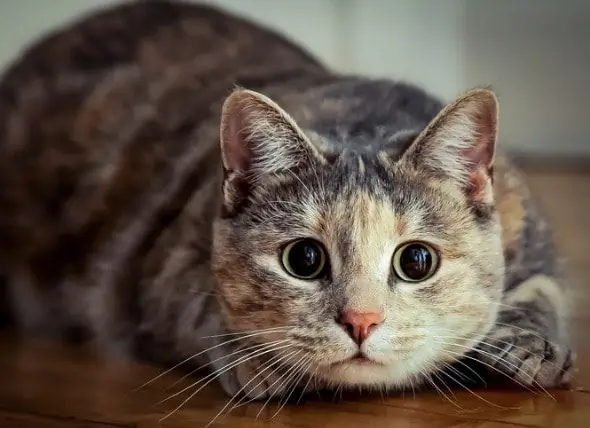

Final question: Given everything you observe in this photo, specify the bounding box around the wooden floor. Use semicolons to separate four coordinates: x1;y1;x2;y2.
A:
1;168;589;428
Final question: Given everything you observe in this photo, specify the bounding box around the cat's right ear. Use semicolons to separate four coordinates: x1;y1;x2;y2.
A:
399;88;499;203
219;89;326;213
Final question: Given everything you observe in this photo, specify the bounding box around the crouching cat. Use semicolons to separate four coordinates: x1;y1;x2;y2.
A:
0;0;574;402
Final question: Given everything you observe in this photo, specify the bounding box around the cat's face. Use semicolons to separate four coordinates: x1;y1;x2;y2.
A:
212;87;504;390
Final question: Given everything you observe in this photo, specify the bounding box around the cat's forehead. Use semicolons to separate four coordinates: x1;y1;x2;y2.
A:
272;157;448;239
249;149;471;247
318;179;430;243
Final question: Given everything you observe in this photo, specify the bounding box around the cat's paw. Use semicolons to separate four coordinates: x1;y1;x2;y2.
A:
475;327;575;388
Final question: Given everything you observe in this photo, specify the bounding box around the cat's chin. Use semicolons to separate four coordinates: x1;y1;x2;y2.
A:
319;359;414;389
315;346;445;390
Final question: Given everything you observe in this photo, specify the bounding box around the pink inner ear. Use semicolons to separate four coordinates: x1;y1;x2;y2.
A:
228;129;252;173
222;109;253;173
460;104;497;170
469;168;492;201
458;100;497;201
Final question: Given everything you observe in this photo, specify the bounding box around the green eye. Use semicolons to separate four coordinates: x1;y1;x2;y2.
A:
281;239;327;280
392;242;440;282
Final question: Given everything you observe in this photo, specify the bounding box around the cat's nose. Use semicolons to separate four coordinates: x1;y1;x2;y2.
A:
337;308;385;345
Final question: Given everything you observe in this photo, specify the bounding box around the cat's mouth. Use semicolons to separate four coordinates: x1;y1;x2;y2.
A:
332;352;382;366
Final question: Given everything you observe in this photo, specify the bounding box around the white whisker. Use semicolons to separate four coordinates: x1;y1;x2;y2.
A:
438;365;518;410
204;348;299;428
425;371;462;409
476;333;560;370
167;339;289;391
200;325;293;339
445;348;537;393
435;334;557;399
231;348;302;410
296;363;319;405
439;346;549;398
444;356;487;387
492;322;561;349
256;353;309;419
159;341;293;421
137;328;291;391
272;358;314;419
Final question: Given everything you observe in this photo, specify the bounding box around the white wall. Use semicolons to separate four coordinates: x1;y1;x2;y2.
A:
463;0;590;156
0;0;588;156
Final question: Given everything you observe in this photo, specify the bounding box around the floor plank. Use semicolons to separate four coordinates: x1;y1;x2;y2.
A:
0;169;588;428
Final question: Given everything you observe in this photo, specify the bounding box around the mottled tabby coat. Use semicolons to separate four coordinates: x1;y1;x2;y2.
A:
0;0;574;401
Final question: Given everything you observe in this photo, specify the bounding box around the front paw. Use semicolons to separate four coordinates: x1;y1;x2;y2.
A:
474;327;575;388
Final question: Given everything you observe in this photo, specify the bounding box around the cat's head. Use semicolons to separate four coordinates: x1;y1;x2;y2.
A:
211;87;504;391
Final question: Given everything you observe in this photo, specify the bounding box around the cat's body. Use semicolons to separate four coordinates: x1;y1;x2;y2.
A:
0;0;573;400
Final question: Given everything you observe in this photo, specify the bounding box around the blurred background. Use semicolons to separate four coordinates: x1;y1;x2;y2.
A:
0;0;589;159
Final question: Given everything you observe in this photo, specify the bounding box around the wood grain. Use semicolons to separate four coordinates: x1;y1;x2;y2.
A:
0;169;588;428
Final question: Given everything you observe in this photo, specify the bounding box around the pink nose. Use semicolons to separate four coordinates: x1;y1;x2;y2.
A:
337;309;385;345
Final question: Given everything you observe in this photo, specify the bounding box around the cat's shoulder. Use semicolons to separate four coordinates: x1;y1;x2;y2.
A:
493;155;552;262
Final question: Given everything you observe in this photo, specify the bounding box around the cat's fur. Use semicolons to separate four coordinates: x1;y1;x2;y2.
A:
0;0;574;400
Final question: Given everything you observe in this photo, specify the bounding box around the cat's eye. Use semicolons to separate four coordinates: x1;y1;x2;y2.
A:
281;239;327;280
392;242;439;283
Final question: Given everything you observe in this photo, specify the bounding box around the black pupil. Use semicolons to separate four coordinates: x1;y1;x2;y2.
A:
288;241;322;277
400;244;432;280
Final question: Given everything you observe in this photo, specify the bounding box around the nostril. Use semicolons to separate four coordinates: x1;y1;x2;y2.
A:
335;316;352;331
336;318;359;343
342;321;354;336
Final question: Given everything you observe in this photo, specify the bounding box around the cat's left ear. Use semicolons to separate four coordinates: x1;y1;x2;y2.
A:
219;89;326;213
400;89;498;202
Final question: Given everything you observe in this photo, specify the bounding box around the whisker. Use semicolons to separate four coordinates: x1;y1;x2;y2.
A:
445;356;488;387
480;350;556;401
166;339;289;391
159;342;293;421
439;336;557;400
494;302;569;320
432;370;464;409
437;333;559;372
204;348;299;428
271;358;314;419
492;322;561;349
440;347;544;397
437;333;558;375
438;365;518;410
230;348;302;410
136;328;291;391
256;353;309;420
442;361;476;385
425;372;462;409
476;334;560;370
435;339;530;378
296;363;319;405
200;325;293;339
134;331;292;392
410;376;416;400
161;341;292;405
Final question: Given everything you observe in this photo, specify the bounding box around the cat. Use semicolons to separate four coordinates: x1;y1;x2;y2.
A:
0;0;574;402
